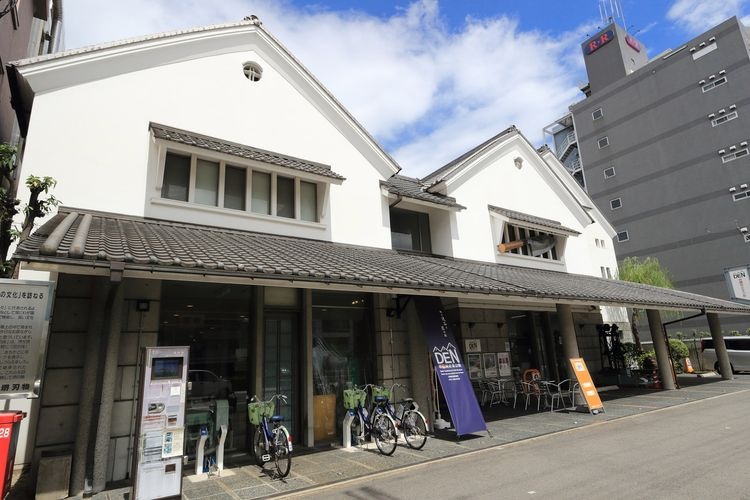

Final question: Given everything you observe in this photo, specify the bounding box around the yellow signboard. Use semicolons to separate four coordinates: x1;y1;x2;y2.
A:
569;358;604;414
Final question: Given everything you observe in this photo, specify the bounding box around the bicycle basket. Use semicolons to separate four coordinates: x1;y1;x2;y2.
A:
371;386;391;400
247;400;275;426
343;389;367;410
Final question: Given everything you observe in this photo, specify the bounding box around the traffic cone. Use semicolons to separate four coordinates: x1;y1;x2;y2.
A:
684;358;694;374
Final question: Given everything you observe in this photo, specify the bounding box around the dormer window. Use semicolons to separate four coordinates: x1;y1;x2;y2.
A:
498;223;559;260
390;208;431;253
161;151;320;222
151;123;345;226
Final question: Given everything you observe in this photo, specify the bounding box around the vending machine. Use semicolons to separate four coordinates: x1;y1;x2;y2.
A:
132;347;189;500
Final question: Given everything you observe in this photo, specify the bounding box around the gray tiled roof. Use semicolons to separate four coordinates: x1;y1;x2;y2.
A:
151;123;345;181
488;206;580;235
382;175;465;209
15;208;750;314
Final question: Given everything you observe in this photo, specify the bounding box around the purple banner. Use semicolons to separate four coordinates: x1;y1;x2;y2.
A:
414;296;487;437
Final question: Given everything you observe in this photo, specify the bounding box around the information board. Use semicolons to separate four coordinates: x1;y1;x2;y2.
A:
0;279;55;399
724;265;750;304
569;358;604;414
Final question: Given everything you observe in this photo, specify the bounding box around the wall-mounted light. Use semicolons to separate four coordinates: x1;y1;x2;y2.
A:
136;300;150;312
514;157;524;169
729;187;737;192
719;69;726;75
741;227;748;233
708;113;716;118
741;184;748;189
718;149;726;155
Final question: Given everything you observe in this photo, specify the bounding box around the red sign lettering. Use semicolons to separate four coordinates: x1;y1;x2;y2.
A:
584;29;615;55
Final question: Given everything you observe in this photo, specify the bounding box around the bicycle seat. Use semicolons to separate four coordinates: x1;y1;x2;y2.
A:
270;415;284;423
401;398;414;403
374;396;388;403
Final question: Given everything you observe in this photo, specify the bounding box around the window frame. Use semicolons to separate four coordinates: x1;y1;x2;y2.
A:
157;147;323;224
603;166;616;179
616;230;629;242
389;207;432;253
609;198;622;210
701;75;727;93
711;110;738;127
499;222;560;261
732;190;750;202
597;136;610;149
592;108;604;120
721;148;749;163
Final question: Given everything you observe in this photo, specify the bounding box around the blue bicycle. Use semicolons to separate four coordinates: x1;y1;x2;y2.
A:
344;384;398;455
248;394;292;478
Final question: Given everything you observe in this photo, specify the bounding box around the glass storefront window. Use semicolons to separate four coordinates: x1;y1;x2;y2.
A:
159;281;251;458
312;292;373;443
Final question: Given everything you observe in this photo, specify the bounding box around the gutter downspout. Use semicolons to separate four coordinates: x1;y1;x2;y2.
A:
47;0;63;54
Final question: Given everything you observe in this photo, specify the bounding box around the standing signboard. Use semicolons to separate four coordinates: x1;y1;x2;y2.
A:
569;358;604;414
0;279;55;399
132;347;189;500
414;296;487;437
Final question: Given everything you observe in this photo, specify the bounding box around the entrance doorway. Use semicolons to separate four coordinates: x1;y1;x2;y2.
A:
263;313;299;438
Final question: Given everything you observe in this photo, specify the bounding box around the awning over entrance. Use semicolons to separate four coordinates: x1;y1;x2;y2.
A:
15;207;750;315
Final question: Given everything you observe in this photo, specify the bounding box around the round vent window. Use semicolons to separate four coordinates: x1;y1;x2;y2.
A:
242;61;263;82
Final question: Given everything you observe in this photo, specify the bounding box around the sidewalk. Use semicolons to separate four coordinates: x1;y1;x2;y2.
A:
13;375;750;500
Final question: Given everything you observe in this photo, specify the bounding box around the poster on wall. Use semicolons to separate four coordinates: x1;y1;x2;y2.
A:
0;279;55;399
724;265;750;304
483;353;498;378
464;338;482;353
466;353;482;380
497;352;511;377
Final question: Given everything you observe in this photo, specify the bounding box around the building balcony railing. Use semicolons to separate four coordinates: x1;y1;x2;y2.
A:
566;157;582;173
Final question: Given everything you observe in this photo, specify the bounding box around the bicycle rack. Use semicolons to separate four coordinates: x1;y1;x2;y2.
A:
342;412;355;449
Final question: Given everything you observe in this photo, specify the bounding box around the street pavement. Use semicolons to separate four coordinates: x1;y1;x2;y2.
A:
13;374;749;499
296;375;750;500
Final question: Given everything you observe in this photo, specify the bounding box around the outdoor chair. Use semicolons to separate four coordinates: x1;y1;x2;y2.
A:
477;379;491;406
486;379;503;406
520;381;543;411
546;379;573;412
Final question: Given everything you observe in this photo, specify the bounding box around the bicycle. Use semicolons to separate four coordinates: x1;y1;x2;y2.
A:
248;394;292;478
344;384;398;455
383;383;428;450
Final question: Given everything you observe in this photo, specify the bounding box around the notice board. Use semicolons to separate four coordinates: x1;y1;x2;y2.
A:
569;358;604;414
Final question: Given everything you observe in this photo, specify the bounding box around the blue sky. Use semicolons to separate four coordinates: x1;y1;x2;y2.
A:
64;0;750;177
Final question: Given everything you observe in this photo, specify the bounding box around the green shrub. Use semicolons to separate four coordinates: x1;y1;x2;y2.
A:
668;338;689;373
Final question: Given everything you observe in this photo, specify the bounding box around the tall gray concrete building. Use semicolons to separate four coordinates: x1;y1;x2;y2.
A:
546;17;750;334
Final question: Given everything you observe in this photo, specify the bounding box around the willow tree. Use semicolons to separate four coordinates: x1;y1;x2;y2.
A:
617;256;674;352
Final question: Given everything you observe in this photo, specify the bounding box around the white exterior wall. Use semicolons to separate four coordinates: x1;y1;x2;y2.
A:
19;48;392;248
443;141;590;272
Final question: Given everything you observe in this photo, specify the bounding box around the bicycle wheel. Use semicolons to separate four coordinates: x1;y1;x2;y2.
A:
252;427;265;466
372;413;397;456
402;410;427;450
272;427;292;478
349;413;363;445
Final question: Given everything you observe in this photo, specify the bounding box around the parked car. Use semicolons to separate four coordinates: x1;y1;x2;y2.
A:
700;336;750;374
188;369;237;408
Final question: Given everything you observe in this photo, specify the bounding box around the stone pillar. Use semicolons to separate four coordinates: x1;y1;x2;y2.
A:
70;278;108;496
556;304;579;378
302;289;314;447
708;313;732;380
542;313;560;382
92;282;124;492
646;309;676;390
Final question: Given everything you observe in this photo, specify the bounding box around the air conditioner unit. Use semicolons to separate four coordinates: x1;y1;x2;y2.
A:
719;108;726;114
741;227;748;233
709;36;716;42
742;184;748;189
699;42;706;47
708;113;716;118
698;79;706;85
741;141;748;147
730;104;737;110
718;149;726;154
719;69;726;75
709;74;716;80
730;145;737;151
690;47;696;52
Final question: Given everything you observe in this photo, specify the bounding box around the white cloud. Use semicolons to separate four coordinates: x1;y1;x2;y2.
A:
62;0;588;177
666;0;748;34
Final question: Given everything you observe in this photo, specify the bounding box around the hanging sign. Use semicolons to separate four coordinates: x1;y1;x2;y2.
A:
569;358;604;414
414;296;487;437
0;279;55;399
724;265;750;304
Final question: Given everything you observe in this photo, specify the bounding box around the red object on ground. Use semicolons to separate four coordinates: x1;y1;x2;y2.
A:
0;411;26;499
